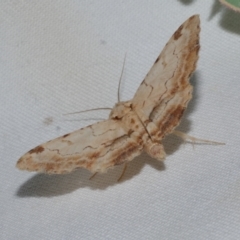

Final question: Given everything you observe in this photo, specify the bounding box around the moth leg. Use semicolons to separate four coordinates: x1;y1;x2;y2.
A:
173;130;225;145
117;163;127;182
89;172;98;180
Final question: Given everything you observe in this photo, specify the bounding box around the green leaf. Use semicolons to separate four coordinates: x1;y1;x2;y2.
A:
219;0;240;12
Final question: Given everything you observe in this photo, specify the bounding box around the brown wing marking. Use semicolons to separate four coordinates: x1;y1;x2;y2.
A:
17;119;143;174
133;15;200;140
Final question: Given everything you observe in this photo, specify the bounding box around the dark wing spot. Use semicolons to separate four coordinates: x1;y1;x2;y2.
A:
113;145;139;165
155;56;160;64
161;106;185;135
29;146;44;154
63;133;70;138
127;129;134;136
45;163;55;172
162;60;167;68
157;132;162;138
88;151;101;159
140;80;147;86
173;25;183;40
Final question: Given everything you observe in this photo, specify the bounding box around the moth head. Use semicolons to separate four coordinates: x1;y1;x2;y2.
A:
109;101;132;120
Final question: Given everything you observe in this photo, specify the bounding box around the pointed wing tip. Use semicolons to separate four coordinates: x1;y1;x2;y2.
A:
189;14;200;20
182;15;200;30
16;154;32;171
190;15;200;28
187;15;200;27
16;146;50;173
16;156;24;169
16;151;45;173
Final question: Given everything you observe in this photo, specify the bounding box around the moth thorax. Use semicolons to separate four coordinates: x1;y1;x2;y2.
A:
109;101;132;119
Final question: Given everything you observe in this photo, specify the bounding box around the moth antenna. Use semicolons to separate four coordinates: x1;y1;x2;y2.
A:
173;130;225;145
63;108;112;116
117;53;127;103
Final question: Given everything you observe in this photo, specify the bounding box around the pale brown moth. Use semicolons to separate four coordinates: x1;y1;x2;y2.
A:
17;15;202;175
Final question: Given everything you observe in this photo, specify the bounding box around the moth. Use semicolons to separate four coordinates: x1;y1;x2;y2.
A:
17;15;201;175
